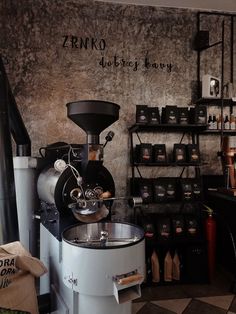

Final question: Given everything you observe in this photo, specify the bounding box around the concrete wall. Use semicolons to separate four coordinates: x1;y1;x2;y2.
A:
1;0;235;201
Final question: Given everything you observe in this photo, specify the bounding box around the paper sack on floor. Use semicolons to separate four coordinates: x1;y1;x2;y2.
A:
0;241;47;314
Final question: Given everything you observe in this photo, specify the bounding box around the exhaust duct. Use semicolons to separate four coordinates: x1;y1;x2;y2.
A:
0;64;19;244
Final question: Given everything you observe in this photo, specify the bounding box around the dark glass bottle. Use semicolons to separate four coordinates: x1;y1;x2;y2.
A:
224;115;230;130
208;115;213;129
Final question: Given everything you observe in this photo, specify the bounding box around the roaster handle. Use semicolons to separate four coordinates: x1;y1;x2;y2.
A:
117;273;143;285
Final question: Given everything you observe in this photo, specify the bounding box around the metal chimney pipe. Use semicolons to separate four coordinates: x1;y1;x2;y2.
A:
0;57;31;156
0;67;19;244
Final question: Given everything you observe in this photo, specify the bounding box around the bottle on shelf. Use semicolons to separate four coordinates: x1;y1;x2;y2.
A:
224;115;230;130
230;114;236;130
207;115;213;130
212;115;217;129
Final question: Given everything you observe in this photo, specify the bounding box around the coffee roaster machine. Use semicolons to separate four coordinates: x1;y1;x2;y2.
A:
38;100;145;314
0;56;145;314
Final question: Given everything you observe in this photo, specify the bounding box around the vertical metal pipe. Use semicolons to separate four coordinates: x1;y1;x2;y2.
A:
0;69;19;244
220;20;225;149
230;16;234;83
197;12;201;99
0;56;31;156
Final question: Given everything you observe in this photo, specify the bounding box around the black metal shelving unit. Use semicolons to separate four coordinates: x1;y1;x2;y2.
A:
128;120;208;285
128;11;236;287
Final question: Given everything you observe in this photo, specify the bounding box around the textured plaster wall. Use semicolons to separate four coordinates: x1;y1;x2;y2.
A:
0;1;234;204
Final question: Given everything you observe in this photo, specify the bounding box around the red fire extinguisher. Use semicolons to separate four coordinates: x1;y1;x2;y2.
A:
204;205;216;281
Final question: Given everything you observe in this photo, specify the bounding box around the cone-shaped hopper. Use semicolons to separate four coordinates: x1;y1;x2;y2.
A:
67;100;120;144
